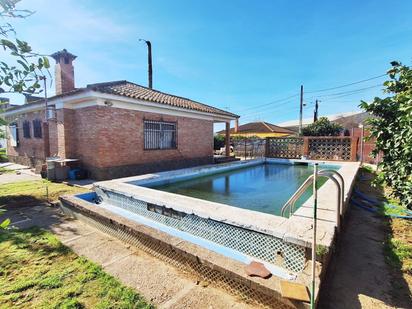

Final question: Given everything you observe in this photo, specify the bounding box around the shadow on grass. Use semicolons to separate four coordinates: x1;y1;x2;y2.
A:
318;167;411;309
0;227;71;257
0;195;48;208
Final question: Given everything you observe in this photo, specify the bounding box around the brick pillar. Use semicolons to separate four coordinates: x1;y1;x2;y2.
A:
234;118;239;133
48;109;67;158
225;121;230;157
303;137;309;157
350;137;359;161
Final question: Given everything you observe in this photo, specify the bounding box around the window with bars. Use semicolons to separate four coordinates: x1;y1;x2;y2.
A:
23;121;31;138
33;119;42;138
144;120;177;150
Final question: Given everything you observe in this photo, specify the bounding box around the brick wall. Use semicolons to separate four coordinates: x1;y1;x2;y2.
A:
71;106;214;179
6;105;215;179
352;127;380;164
6;110;46;170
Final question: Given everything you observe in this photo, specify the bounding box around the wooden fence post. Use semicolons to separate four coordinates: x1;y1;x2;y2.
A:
350;137;359;161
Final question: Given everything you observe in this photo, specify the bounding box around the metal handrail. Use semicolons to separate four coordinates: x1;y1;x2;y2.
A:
280;175;314;217
280;169;345;230
318;169;345;215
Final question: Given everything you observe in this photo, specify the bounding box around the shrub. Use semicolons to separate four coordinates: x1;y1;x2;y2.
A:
360;61;412;209
302;117;343;136
213;135;225;150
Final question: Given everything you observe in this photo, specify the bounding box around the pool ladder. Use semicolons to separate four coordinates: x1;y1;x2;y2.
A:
280;169;345;230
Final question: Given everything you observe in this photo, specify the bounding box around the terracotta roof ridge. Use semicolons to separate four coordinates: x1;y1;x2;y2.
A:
262;122;274;132
86;80;128;89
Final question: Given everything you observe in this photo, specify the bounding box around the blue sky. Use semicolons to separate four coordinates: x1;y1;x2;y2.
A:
4;0;412;128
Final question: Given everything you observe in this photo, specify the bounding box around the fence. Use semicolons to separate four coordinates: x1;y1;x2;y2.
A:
232;138;266;159
265;136;359;161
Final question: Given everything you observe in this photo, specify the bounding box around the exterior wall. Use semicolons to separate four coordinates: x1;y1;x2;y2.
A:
5;105;215;179
71;106;214;180
5;110;46;170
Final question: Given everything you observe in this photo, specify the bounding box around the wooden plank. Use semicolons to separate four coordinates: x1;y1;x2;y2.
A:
280;280;310;302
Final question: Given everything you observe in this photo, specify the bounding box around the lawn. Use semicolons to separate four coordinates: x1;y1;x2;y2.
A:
0;227;152;308
0;180;89;207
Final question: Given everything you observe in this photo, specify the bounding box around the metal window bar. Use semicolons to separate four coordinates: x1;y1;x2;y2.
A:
144;120;177;150
32;119;42;138
23;120;31;138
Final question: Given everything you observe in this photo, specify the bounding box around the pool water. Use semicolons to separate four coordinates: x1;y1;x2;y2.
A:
150;163;335;216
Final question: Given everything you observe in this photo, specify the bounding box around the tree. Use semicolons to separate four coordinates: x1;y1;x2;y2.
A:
360;61;412;209
302;117;343;136
0;0;51;230
0;1;50;94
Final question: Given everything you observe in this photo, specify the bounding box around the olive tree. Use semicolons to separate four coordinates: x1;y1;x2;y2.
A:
360;61;412;209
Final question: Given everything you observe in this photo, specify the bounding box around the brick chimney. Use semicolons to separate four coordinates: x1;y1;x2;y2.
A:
50;49;77;95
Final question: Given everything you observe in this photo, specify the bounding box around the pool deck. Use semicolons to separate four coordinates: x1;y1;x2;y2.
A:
94;158;360;249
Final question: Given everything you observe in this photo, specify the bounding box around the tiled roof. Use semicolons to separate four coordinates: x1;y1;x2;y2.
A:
4;80;238;118
217;121;295;134
86;81;238;118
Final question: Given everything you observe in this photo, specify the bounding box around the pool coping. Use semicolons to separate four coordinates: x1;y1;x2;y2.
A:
93;158;360;249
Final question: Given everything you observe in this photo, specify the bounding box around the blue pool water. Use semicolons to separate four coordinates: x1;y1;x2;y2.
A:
149;163;337;216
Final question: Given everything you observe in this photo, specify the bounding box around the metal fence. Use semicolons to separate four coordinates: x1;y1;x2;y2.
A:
232;138;266;159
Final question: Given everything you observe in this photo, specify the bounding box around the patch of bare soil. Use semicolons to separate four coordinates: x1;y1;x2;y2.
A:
318;170;412;309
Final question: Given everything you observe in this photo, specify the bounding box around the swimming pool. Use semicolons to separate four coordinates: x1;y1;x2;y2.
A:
60;158;360;307
146;163;337;216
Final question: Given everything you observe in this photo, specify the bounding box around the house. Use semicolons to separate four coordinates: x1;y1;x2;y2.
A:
2;49;239;180
276;111;370;134
217;121;295;138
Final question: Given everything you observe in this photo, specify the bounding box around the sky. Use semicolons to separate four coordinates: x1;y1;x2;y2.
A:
3;0;412;130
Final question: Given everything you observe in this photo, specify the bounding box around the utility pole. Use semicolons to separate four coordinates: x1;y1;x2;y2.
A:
313;99;319;122
299;85;304;135
139;39;153;88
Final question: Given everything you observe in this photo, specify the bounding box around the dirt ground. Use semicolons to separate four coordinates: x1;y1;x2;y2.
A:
318;173;412;309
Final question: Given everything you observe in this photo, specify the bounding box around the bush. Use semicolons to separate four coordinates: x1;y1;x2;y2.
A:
214;135;225;150
0;148;7;162
360;61;412;209
302;117;343;136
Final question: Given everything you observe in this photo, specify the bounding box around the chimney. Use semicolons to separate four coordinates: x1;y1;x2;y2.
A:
50;49;77;95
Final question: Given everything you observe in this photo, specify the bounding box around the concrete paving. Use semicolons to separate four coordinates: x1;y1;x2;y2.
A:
0;164;41;184
5;204;258;309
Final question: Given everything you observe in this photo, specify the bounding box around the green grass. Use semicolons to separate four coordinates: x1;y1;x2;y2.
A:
0;148;7;163
0;167;14;174
0;180;88;206
0;227;153;308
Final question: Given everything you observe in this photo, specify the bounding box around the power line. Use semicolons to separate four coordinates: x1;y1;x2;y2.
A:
233;93;299;113
234;73;386;121
305;73;386;94
311;84;382;99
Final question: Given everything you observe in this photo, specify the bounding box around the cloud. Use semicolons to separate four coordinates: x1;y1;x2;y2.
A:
13;0;134;47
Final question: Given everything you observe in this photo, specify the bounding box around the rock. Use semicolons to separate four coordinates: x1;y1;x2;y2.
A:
244;261;271;279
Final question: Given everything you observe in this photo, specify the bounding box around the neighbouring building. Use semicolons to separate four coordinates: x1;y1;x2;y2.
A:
276;111;370;134
2;49;238;179
217;121;295;138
